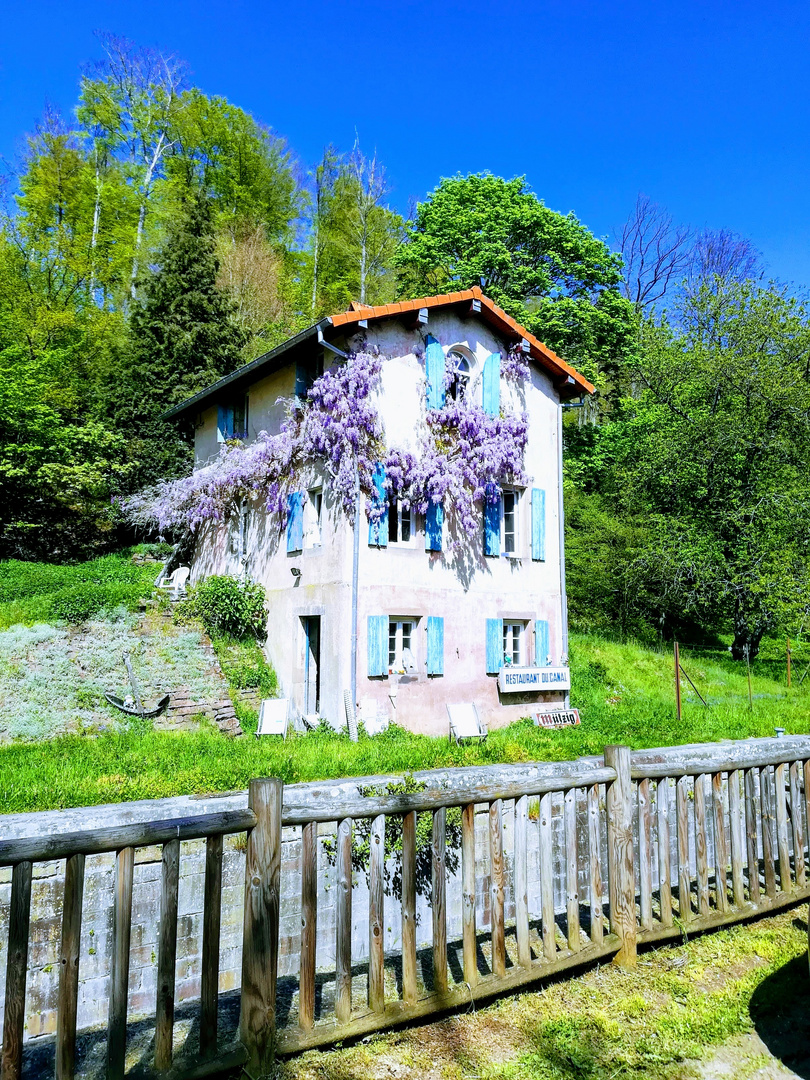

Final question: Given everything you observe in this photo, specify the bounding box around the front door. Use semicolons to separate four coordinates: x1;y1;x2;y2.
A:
302;616;321;715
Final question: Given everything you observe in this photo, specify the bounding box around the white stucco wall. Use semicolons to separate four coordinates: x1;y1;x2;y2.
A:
191;309;570;736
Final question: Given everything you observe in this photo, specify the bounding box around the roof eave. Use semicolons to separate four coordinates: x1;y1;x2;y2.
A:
161;317;334;421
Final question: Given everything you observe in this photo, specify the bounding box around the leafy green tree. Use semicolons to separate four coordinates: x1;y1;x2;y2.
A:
571;281;810;657
395;173;635;386
110;193;246;488
306;142;404;317
166;89;302;243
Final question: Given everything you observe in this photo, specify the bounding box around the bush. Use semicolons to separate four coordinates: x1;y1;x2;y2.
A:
180;576;267;639
49;583;145;623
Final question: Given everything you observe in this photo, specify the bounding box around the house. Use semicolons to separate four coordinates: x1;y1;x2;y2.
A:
164;288;594;736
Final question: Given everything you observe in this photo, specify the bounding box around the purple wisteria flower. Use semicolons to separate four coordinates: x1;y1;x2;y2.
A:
123;347;529;544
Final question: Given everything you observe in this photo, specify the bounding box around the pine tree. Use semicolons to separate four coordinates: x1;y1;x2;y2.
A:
111;193;247;490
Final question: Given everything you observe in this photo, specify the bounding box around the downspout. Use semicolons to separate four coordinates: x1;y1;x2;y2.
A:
350;464;360;723
557;400;570;707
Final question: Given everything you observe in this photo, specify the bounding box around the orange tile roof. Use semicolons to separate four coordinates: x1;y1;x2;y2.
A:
327;287;594;395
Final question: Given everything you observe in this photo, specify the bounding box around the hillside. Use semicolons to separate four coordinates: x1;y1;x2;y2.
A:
1;551;808;813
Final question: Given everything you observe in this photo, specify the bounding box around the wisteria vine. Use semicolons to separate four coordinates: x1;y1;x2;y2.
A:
125;343;530;540
124;350;385;532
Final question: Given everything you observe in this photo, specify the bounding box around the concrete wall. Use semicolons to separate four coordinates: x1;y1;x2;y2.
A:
190;310;567;734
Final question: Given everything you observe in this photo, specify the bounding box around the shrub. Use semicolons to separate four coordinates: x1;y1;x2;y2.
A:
49;583;145;623
180;576;267;640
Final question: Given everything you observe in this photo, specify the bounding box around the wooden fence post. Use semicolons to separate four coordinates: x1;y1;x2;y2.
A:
1;861;32;1080
604;745;637;967
240;777;283;1079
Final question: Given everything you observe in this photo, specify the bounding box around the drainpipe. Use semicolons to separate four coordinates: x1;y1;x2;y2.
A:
557;400;570;708
350;464;360;719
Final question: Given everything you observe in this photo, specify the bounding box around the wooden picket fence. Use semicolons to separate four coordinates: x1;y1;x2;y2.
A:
3;735;810;1080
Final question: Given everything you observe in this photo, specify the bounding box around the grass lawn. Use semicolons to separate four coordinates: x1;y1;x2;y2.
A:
2;552;810;813
275;908;810;1080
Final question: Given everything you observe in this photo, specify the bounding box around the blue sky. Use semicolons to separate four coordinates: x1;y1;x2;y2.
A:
2;0;809;285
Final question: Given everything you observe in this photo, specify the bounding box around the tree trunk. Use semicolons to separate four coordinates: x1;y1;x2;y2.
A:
90;150;101;301
731;609;765;662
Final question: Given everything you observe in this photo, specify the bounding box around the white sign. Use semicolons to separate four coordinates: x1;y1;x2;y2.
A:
535;709;580;729
498;666;571;692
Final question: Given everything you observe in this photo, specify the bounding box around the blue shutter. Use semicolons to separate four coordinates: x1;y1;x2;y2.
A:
482;352;501;417
425;334;446;410
425;501;443;551
484;490;501;557
367;615;388;677
535;619;550;667
295;362;308;398
286;492;304;552
531;488;546;561
427;616;444;675
486;618;504;674
217;404;234;442
368;463;388;546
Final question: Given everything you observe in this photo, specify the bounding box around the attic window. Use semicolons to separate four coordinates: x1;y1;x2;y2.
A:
447;350;470;401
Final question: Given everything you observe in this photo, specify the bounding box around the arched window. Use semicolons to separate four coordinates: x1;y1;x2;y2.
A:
447;349;471;401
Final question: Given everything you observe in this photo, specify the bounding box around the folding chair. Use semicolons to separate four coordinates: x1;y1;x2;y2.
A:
447;703;487;744
256;698;289;738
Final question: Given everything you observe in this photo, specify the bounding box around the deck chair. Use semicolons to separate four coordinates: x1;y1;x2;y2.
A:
157;565;190;601
256;698;289;738
447;703;487;744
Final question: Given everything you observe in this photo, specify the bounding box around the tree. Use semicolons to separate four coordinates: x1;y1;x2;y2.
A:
111;193;246;488
166;89;302;243
0;228;131;559
687;228;762;290
395;173;634;387
78;33;187;299
306;141;404;316
616;194;763;313
615;194;693;312
216;222;306;358
600;281;810;658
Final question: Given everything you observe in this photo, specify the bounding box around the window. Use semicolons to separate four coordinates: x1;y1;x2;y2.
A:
295;354;325;398
303;488;323;548
501;489;520;556
447;350;470;401
217;396;248;441
388;499;412;544
503;622;523;666
388;619;417;674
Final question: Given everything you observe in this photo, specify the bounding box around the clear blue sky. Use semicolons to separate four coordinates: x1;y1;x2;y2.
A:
2;0;808;285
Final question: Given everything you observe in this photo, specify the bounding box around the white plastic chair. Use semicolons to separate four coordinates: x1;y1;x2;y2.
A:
447;703;487;744
256;698;289;738
157;565;190;601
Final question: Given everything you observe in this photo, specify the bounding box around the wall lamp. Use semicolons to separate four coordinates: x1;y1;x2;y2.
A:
291;567;301;579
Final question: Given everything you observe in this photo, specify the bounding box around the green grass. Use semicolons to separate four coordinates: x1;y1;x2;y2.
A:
0;550;163;629
278;909;810;1080
3;630;810;812
2;551;810;812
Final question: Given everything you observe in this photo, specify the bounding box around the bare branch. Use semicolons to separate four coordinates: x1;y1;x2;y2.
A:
615;193;693;311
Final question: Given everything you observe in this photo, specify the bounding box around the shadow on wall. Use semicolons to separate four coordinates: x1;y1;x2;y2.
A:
21;993;242;1079
749;917;810;1079
191;504;284;584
